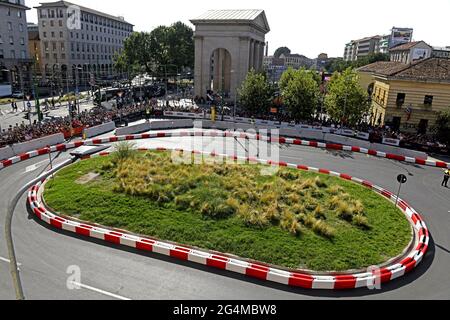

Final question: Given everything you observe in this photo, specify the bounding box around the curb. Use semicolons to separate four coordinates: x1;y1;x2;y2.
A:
1;130;449;171
28;147;430;290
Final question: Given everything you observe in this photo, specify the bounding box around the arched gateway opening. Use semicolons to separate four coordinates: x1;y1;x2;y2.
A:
210;48;232;97
191;9;270;101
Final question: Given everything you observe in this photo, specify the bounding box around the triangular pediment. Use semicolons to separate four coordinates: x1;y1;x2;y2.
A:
253;11;270;33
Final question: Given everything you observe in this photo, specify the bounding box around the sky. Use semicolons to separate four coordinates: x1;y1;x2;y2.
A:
25;0;450;58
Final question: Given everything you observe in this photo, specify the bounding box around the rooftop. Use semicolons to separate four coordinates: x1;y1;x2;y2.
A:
358;58;450;82
0;0;29;10
193;9;264;21
35;1;133;25
390;41;429;51
191;9;270;32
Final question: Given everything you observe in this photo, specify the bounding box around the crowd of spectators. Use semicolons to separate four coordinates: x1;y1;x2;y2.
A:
1;99;447;154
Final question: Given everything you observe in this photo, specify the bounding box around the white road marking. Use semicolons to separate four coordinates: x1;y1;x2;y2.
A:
0;257;22;271
69;281;131;300
25;160;49;173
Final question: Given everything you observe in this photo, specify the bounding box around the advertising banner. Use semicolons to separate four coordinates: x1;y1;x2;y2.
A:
412;48;429;62
382;138;401;147
390;28;413;48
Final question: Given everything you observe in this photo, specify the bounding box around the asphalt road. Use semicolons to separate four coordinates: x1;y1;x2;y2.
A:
0;131;448;300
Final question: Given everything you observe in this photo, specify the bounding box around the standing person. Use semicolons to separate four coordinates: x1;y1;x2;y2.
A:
442;169;450;188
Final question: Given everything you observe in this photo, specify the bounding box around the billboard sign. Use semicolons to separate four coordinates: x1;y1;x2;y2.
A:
411;48;429;62
390;28;413;48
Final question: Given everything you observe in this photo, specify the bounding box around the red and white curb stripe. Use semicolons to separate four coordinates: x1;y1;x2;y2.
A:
28;147;429;290
2;130;449;171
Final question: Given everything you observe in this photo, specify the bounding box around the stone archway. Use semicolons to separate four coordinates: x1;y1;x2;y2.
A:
210;48;232;96
191;10;270;100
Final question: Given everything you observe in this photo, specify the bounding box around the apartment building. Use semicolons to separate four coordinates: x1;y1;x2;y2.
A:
34;1;133;84
0;0;31;93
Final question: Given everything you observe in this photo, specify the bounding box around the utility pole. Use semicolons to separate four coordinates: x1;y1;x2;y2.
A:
75;67;80;114
32;58;42;122
18;67;26;113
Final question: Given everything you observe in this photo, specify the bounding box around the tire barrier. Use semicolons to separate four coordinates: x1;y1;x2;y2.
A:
1;130;449;171
28;147;429;290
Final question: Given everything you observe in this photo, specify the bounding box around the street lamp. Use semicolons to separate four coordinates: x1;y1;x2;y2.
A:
117;91;124;124
74;67;82;114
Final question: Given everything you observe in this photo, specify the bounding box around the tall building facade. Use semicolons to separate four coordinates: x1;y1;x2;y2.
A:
27;23;42;74
343;36;382;61
344;28;413;62
34;1;133;85
0;0;32;93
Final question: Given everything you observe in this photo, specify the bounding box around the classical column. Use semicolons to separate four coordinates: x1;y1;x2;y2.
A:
255;41;261;71
253;41;259;71
194;35;204;97
213;49;220;91
249;39;254;72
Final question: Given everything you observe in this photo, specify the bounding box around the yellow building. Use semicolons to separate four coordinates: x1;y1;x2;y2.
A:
357;58;450;134
27;23;42;73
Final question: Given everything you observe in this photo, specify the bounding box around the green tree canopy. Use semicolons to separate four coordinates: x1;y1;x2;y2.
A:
274;47;291;58
324;68;369;127
279;68;320;122
435;109;450;146
238;70;274;116
113;22;194;76
326;53;389;73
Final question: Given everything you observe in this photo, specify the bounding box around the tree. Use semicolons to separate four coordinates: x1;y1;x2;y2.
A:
435;109;450;146
274;47;291;58
113;32;156;75
325;58;353;73
324;68;369;127
279;68;320;122
166;22;194;70
113;22;194;77
325;53;389;73
238;70;274;116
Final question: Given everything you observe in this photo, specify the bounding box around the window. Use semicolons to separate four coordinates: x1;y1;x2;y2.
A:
0;49;4;59
20;38;24;45
7;22;12;31
51;32;55;38
59;20;63;27
50;20;54;27
396;93;406;107
19;24;23;32
18;11;22;18
43;32;47;38
60;31;63;38
42;21;46;27
424;95;433;107
61;53;66;59
9;36;13;44
21;50;26;59
10;50;16;59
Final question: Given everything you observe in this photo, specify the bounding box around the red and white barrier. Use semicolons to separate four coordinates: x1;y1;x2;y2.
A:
28;147;429;290
1;130;449;171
